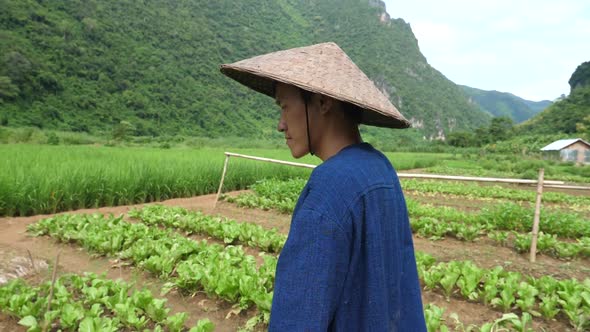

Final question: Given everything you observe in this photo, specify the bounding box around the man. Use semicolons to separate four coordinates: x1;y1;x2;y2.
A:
221;42;426;331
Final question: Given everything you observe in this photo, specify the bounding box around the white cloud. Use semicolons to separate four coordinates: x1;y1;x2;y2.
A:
382;0;590;100
409;21;460;54
491;18;523;32
411;21;456;44
572;18;590;35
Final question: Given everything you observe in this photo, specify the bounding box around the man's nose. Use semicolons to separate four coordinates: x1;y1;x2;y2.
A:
277;112;286;132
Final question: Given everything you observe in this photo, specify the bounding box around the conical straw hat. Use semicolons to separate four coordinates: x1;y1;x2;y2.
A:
220;42;410;129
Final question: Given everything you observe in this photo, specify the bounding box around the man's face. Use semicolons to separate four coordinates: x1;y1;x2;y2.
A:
275;83;310;158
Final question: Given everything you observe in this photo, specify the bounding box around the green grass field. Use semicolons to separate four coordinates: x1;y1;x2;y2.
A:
0;145;302;216
0;144;447;216
2;143;587;217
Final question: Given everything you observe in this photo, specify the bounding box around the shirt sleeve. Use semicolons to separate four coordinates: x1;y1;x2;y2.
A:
268;208;350;331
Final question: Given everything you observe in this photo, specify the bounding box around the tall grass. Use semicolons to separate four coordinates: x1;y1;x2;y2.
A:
0;144;445;216
0;145;310;216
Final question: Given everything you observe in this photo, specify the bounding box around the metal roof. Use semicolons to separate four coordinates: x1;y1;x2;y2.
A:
540;138;590;151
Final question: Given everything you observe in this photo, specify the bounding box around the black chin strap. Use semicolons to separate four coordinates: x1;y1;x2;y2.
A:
304;99;314;156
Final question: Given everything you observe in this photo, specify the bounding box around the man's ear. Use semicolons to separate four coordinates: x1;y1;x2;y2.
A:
318;95;335;115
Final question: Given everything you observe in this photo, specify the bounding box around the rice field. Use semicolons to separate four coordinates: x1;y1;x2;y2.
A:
0;144;444;216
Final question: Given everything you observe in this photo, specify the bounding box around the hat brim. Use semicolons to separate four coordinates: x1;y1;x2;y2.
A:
220;65;411;129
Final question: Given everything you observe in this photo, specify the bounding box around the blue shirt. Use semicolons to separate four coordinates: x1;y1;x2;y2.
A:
269;143;426;331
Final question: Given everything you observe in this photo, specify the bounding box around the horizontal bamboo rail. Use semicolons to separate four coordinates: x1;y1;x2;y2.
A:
395;173;564;185
224;152;316;169
542;184;590;190
223;152;572;185
213;152;589;207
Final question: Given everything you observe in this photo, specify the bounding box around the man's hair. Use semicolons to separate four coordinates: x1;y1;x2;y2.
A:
341;102;362;125
300;88;362;125
273;82;362;125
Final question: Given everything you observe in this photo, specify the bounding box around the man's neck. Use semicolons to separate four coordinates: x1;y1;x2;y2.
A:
314;128;362;161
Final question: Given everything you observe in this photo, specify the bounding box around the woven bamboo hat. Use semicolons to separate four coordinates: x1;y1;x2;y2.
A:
220;42;410;129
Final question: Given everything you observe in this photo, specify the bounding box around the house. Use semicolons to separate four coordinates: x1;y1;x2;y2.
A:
540;138;590;165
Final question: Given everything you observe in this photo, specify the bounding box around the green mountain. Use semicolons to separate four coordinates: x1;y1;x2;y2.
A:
0;0;490;140
519;61;590;138
523;99;553;115
519;89;589;138
569;61;590;92
460;85;551;123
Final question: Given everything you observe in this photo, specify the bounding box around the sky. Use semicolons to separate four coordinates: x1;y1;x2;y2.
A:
382;0;590;101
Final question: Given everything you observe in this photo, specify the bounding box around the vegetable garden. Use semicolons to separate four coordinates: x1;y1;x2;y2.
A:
1;149;589;331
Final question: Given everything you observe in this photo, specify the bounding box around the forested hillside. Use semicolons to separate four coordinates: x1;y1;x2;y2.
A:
0;0;490;140
460;86;550;123
519;86;590;138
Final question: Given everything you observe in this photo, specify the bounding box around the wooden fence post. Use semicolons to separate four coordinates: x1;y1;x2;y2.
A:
43;251;61;332
214;154;231;208
529;168;545;263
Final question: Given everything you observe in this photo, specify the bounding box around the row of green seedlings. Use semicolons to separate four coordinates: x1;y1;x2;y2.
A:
224;178;590;211
411;219;590;260
231;178;590;241
0;272;213;332
425;303;538;332
406;199;590;239
27;214;277;329
224;179;590;259
408;200;590;260
222;178;303;214
401;179;590;208
130;205;589;331
227;178;590;230
24;211;522;332
489;231;590;258
128;205;286;253
416;252;590;331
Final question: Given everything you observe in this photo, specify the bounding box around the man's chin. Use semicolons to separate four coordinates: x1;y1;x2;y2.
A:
289;147;308;159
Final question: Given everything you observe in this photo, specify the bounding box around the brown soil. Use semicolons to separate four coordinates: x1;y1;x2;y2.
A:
0;245;48;285
0;191;583;331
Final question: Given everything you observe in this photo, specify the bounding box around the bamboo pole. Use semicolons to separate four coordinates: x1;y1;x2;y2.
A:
221;152;570;188
541;184;590;190
214;155;231;208
27;249;36;273
396;173;563;185
43;251;61;332
529;168;545;263
224;152;316;169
